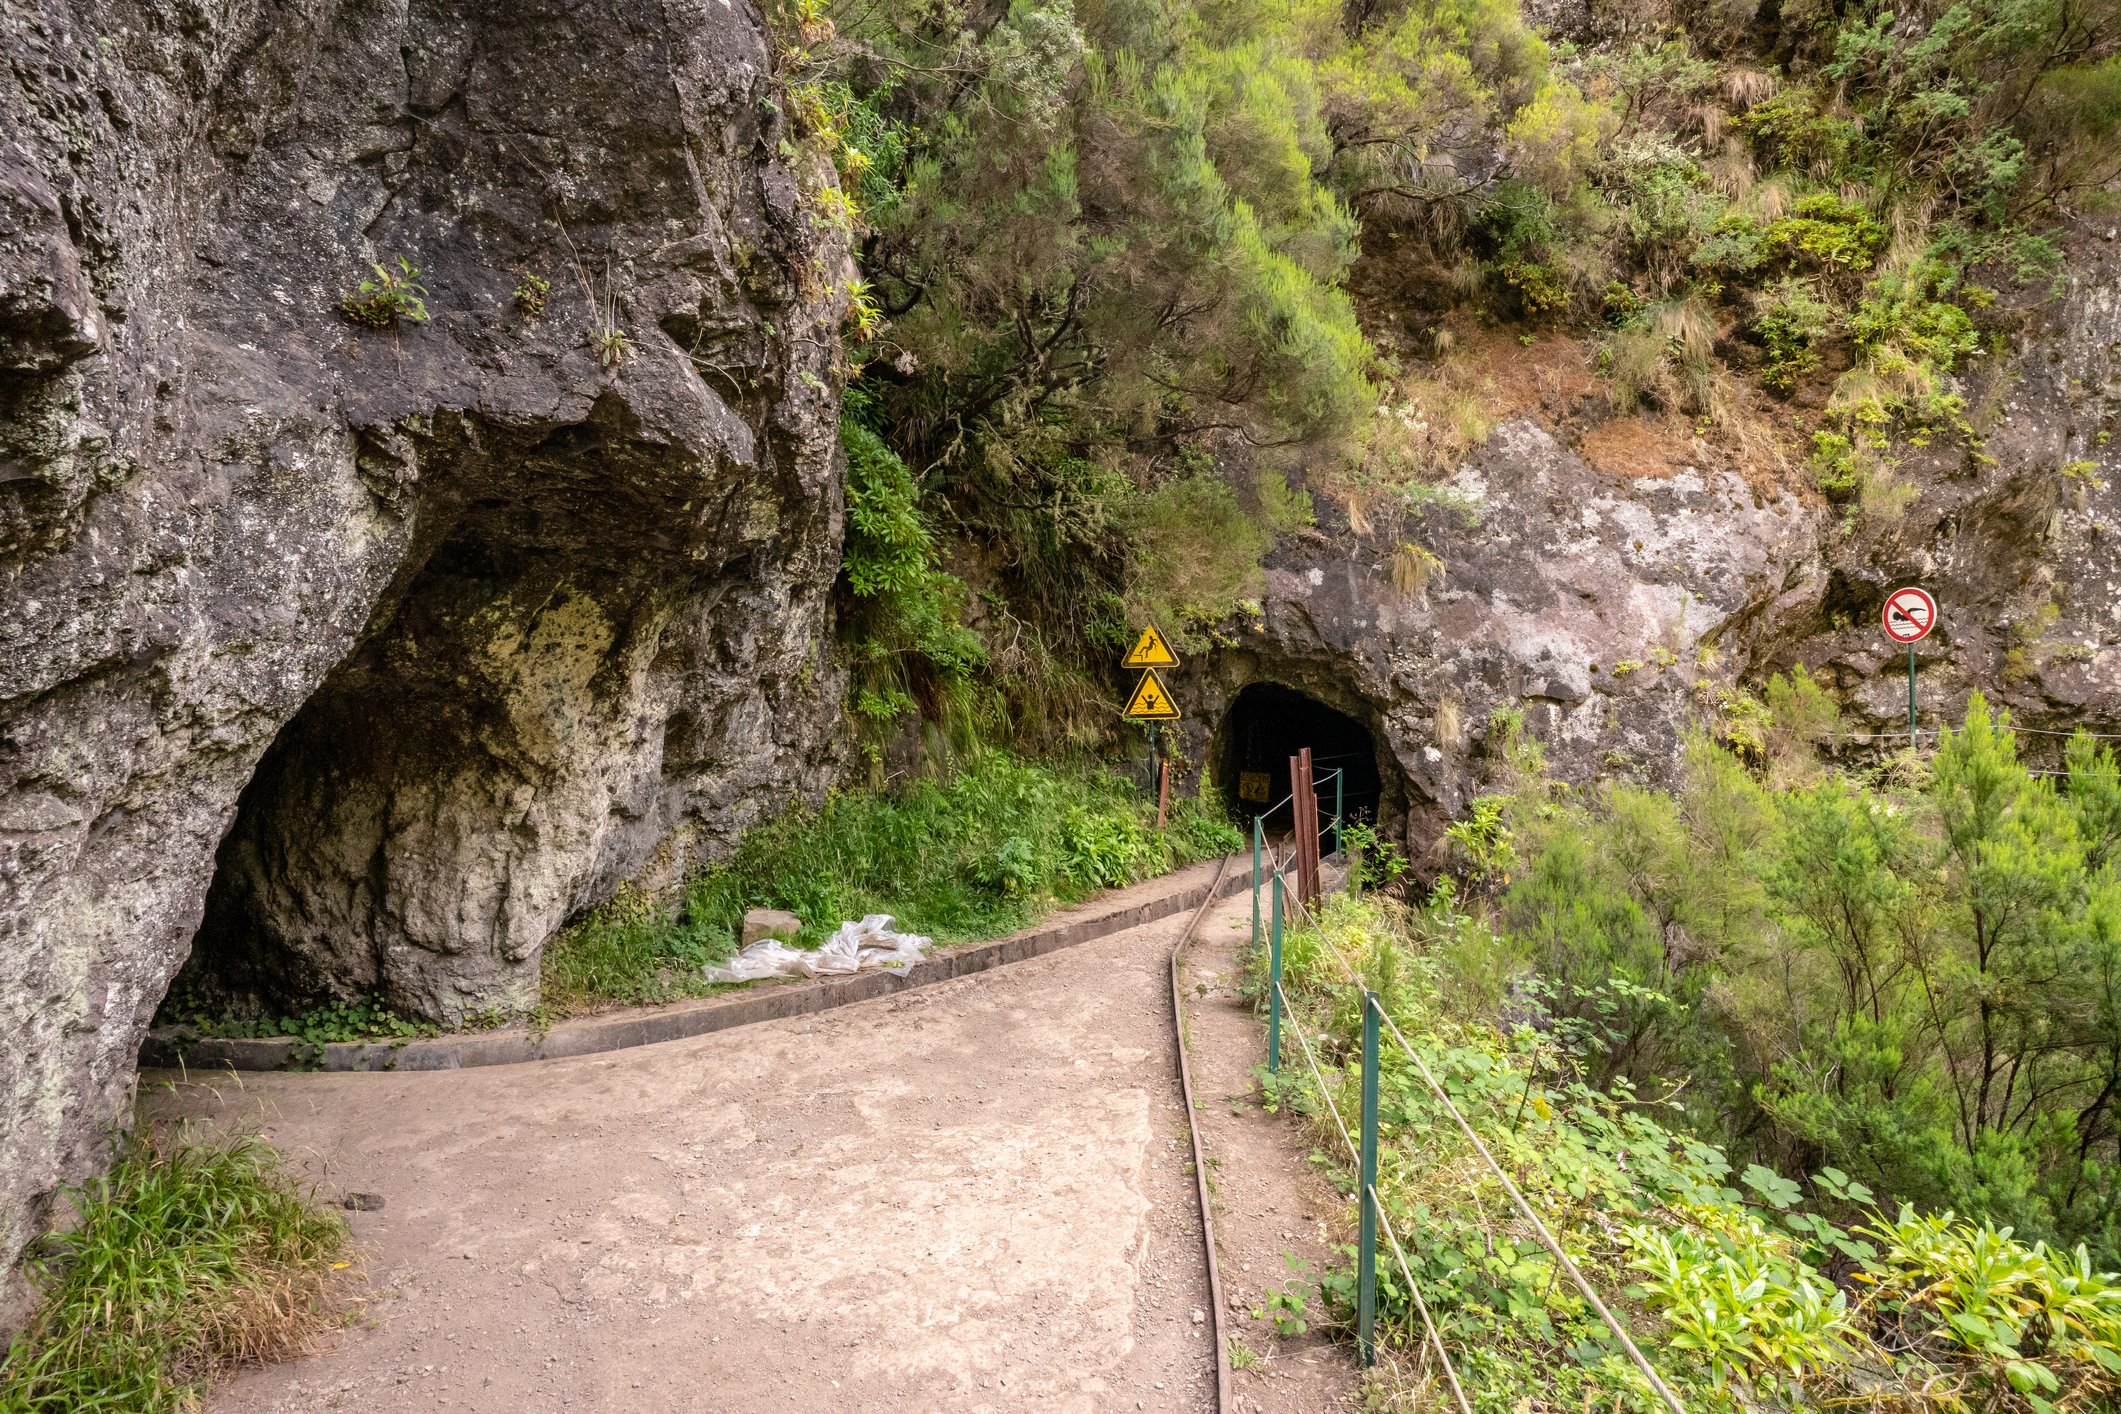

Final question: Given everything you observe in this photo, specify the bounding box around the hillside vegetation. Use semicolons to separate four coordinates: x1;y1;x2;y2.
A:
1270;698;2121;1409
767;0;2121;756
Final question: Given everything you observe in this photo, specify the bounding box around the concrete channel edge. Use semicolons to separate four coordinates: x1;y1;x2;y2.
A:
138;855;1251;1074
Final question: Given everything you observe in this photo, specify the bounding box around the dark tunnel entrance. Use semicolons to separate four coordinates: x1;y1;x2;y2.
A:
1213;683;1384;839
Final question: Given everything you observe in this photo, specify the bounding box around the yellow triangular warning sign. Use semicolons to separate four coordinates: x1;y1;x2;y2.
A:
1123;669;1181;720
1123;625;1179;668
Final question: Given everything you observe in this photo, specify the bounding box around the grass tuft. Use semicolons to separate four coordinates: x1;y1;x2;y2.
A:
0;1129;351;1413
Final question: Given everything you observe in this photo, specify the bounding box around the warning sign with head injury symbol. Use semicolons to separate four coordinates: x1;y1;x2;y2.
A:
1123;625;1179;669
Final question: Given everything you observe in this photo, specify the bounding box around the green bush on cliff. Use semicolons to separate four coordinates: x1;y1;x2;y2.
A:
797;0;2121;759
805;0;1584;745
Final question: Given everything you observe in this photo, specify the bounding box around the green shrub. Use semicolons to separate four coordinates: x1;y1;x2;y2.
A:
1502;260;1571;316
1737;87;1855;175
837;409;989;754
542;754;1238;1011
1807;430;1864;500
1759;193;1887;273
1755;280;1835;392
1124;474;1275;651
1260;887;2121;1409
0;1130;350;1413
842;415;936;599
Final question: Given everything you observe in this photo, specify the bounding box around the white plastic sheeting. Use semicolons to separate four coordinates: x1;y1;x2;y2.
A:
702;915;933;984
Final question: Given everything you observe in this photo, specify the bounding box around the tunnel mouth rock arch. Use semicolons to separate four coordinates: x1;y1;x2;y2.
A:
1212;683;1385;837
161;398;838;1030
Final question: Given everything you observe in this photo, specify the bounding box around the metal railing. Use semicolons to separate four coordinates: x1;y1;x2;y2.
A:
1248;855;1689;1414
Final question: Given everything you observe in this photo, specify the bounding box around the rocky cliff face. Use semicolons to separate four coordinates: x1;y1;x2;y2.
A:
5;0;2119;1341
1;0;849;1320
1175;240;2121;858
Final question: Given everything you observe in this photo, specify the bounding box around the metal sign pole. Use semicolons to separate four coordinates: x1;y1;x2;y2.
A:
1333;769;1343;860
1883;587;1937;755
1358;991;1380;1367
1268;874;1284;1075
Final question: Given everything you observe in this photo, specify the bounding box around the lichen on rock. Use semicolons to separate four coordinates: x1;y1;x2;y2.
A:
0;0;852;1323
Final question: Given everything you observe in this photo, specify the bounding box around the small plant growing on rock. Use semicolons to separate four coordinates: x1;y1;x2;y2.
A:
586;263;629;367
512;270;550;317
842;277;882;342
1389;542;1444;597
339;256;430;328
1262;1252;1312;1336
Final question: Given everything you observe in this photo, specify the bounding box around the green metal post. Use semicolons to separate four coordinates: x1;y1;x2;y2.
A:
1268;872;1284;1075
1333;769;1343;859
1359;990;1380;1367
1908;641;1917;753
1252;816;1263;947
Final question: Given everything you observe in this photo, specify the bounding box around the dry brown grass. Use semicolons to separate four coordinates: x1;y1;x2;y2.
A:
1725;69;1779;106
1390;542;1445;597
1327;331;1599;527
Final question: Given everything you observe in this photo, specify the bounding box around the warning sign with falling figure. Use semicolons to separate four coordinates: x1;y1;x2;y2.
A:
1123;625;1180;669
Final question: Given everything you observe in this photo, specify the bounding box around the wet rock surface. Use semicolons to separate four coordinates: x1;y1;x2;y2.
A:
1;0;848;1317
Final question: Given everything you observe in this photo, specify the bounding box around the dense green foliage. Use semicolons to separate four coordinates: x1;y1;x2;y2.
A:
779;0;1579;747
542;753;1242;1010
773;0;2121;756
0;1131;349;1413
1472;696;2121;1278
1261;888;2121;1410
1474;0;2120;517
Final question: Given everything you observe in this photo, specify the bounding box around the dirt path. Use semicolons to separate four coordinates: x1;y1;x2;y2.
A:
143;871;1360;1414
1179;883;1363;1414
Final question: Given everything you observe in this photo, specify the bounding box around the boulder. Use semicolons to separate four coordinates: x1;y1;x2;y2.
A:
742;910;804;947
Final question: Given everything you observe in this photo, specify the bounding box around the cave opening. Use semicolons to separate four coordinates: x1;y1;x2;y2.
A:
1212;683;1385;838
161;399;791;1029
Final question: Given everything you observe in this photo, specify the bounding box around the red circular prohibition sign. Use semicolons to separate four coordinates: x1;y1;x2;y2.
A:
1883;586;1937;643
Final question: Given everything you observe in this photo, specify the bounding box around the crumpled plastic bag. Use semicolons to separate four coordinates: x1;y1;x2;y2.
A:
702;914;933;984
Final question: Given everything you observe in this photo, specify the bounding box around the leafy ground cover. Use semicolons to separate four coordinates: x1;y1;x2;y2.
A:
1260;888;2121;1411
163;996;439;1048
0;1129;351;1414
540;752;1243;1013
1245;685;2121;1408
